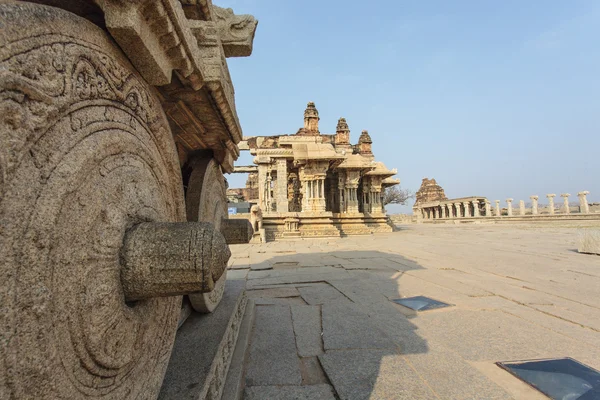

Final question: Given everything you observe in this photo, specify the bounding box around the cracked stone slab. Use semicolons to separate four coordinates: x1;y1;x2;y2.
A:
319;349;437;400
291;305;323;357
243;384;336;400
254;297;306;306
246;287;300;298
322;302;395;350
300;356;328;385
246;305;301;386
297;283;351;305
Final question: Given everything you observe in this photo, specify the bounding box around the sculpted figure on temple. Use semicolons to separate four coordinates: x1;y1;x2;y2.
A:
250;205;264;232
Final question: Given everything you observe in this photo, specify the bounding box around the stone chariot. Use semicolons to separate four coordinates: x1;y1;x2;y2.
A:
0;1;256;398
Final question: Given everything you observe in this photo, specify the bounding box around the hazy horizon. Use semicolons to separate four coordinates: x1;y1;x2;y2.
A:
220;0;599;214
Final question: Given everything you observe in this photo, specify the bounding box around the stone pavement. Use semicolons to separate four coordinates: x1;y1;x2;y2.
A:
226;223;600;399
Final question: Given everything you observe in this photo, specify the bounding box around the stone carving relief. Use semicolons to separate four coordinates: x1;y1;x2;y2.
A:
0;4;186;397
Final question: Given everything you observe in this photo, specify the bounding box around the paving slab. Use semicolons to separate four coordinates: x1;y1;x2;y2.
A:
245;305;302;386
253;297;306;306
297;283;350;305
246;287;300;298
290;305;323;357
319;349;437;400
321;302;396;350
243;384;336;400
300;356;328;385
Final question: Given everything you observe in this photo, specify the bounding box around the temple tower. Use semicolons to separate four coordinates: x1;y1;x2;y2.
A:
303;101;320;134
358;130;373;157
335;117;350;145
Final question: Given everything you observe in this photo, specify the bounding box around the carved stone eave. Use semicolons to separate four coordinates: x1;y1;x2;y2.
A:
382;177;400;188
97;0;206;89
179;0;214;21
94;0;257;172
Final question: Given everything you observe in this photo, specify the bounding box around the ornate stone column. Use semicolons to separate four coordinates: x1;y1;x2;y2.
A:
547;194;556;215
485;200;491;217
441;206;446;219
454;202;461;218
463;201;470;217
578;191;590;214
506;198;513;216
495;200;501;216
266;173;273;212
561;193;570;214
530;195;539;215
276;159;288;213
472;200;480;217
519;200;525;215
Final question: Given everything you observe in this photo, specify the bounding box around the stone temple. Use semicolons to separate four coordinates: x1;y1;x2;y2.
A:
234;102;399;240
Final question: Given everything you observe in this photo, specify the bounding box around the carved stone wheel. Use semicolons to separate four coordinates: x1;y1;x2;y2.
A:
185;156;229;313
0;3;185;399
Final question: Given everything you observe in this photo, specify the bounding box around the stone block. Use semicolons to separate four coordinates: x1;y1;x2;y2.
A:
291;305;323;357
245;305;302;386
578;230;600;255
243;385;336;400
159;281;246;399
319;350;437;400
322;303;395;350
221;219;253;245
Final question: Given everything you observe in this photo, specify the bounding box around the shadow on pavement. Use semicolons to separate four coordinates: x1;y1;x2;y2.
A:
234;248;433;399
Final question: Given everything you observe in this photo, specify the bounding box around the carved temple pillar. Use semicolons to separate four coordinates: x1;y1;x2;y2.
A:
485;200;491;217
561;193;570;214
276;159;288;213
463;201;470;217
453;203;460;218
519;200;525;215
316;178;326;212
578;191;590;214
495;200;501;216
258;164;267;211
506;198;513;216
547;194;556;215
472;200;480;217
530;195;539;215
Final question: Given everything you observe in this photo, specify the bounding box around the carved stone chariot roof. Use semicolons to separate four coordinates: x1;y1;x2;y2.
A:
365;162;397;177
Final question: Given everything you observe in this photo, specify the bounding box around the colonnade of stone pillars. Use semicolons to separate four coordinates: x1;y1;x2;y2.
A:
302;178;326;213
493;191;591;216
345;186;359;213
415;191;592;221
365;190;383;213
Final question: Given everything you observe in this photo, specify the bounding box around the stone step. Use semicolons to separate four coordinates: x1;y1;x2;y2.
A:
159;280;247;400
222;300;256;400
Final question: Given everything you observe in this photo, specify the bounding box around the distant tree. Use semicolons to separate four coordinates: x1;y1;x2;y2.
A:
383;186;414;206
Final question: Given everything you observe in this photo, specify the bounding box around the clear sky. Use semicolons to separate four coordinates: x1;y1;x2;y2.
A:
221;0;600;214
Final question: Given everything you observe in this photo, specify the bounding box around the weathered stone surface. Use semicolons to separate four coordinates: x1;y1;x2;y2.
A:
221;218;253;244
222;300;256;400
159;281;246;400
247;287;300;298
297;283;350;305
0;4;188;398
244;385;336;400
320;350;437;400
300;356;329;385
122;222;230;300
322;303;395;350
291;305;323;357
246;306;302;386
578;229;600;255
414;177;447;206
